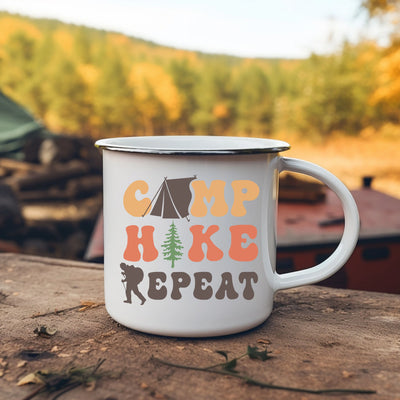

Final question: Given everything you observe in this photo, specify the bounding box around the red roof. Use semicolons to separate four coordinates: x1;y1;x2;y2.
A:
278;188;400;246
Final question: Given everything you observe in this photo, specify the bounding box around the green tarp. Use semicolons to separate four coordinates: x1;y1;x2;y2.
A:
0;91;49;158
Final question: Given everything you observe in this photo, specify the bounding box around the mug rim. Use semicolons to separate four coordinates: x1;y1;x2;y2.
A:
95;135;290;155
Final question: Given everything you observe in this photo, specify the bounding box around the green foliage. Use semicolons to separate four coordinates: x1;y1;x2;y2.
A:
94;54;135;135
298;43;380;136
162;222;183;268
234;65;274;135
0;11;397;138
46;55;91;133
168;59;198;133
1;32;37;103
190;60;235;134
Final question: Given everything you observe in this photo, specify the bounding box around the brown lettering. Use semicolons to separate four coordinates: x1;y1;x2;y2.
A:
239;272;258;300
193;272;213;300
171;272;191;300
215;272;239;300
147;272;167;300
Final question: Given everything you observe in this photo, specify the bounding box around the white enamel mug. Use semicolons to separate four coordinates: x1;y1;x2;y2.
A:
96;136;359;337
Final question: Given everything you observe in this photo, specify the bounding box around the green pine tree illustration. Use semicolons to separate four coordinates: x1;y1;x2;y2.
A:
162;221;183;268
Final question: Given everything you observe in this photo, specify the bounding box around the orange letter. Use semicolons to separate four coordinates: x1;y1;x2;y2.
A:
190;180;228;217
124;225;158;262
229;225;258;261
188;225;223;262
231;180;259;217
123;180;151;217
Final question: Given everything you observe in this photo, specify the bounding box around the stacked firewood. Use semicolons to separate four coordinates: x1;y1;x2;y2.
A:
0;135;103;260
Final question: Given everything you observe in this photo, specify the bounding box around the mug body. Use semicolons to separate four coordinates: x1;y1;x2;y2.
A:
101;139;283;337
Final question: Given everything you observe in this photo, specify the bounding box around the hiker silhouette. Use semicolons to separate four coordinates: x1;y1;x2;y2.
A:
120;263;146;305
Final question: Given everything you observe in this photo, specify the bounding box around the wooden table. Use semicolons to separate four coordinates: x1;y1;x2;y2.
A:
1;253;399;400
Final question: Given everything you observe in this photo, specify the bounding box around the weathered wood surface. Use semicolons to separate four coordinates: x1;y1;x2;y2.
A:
1;253;399;400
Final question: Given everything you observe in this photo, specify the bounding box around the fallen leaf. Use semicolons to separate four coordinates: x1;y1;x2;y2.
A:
16;360;110;398
0;358;8;377
141;382;149;389
78;300;103;312
17;361;27;368
342;370;355;379
17;372;44;386
101;330;116;338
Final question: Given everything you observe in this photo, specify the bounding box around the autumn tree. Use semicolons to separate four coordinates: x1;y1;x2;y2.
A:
74;26;92;63
94;54;135;137
190;60;235;134
0;32;36;97
362;0;400;18
4;9;399;139
42;54;90;134
168;59;198;133
370;48;400;122
234;65;274;135
129;62;181;134
298;42;378;136
23;32;55;119
363;0;400;123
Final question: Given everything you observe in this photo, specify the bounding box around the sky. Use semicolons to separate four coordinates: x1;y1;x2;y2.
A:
0;0;390;59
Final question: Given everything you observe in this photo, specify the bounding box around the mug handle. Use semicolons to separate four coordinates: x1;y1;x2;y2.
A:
273;157;360;291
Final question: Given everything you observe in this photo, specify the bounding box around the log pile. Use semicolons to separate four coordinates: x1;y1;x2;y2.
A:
0;135;103;260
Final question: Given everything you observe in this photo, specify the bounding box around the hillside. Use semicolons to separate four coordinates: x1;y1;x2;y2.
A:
0;12;300;138
0;11;399;143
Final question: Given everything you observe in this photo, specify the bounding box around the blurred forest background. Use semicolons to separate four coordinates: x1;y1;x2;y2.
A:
1;0;400;196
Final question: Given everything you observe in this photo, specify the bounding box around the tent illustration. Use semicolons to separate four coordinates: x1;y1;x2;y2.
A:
143;176;197;219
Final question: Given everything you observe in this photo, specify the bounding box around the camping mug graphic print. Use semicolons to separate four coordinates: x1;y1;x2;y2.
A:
96;136;359;337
